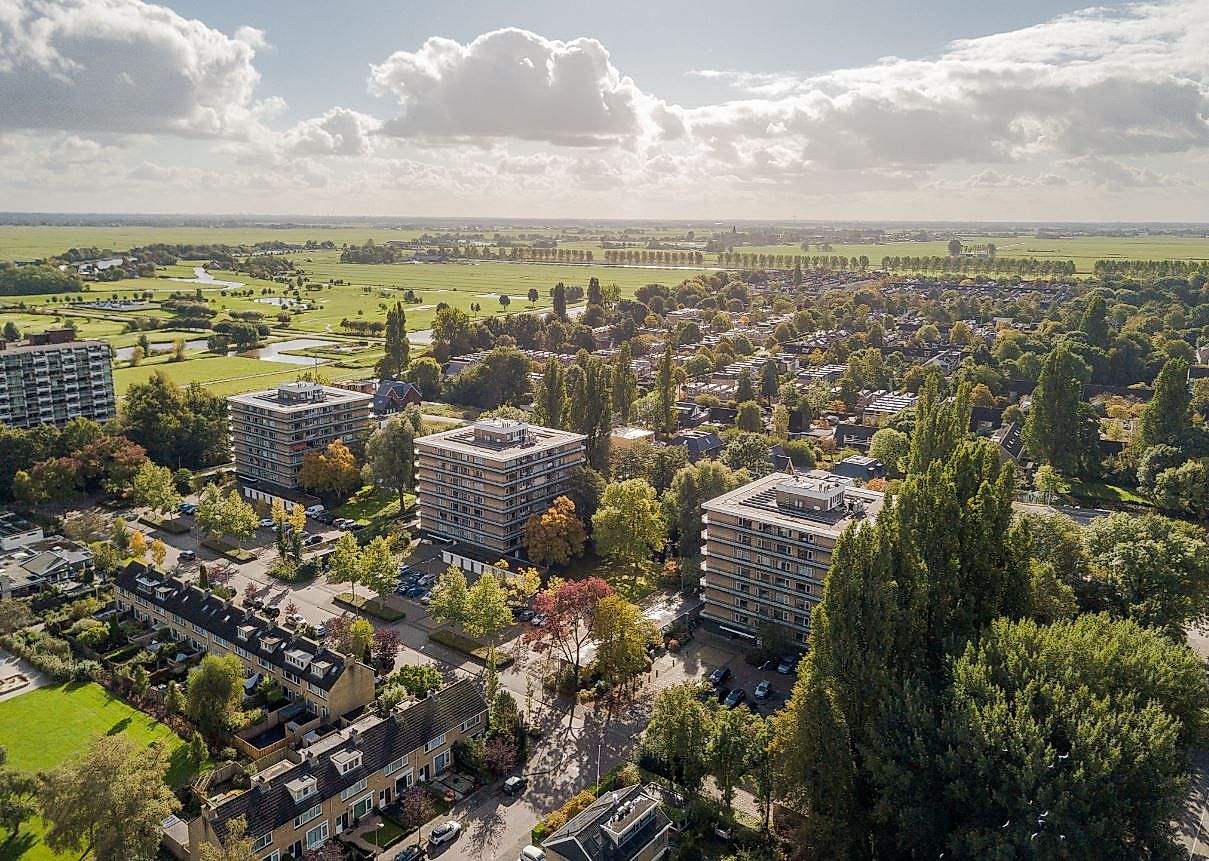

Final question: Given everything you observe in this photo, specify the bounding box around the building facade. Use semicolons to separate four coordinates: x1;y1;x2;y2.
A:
0;330;115;429
542;784;671;861
700;470;884;644
415;419;586;554
228;382;371;490
114;562;376;719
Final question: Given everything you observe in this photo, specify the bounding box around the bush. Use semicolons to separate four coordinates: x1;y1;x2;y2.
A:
535;789;598;843
0;629;82;680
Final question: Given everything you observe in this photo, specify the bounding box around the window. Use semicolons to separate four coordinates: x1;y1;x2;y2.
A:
295;804;322;829
425;733;446;753
304;822;328;850
252;832;273;852
383;757;405;777
352;795;373;818
340;778;367;802
460;713;482;733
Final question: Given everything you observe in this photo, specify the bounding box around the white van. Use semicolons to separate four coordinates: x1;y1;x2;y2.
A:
520;847;546;861
304;504;325;517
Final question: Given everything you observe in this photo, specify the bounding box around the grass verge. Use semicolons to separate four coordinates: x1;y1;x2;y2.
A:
428;629;514;668
138;513;190;535
200;537;256;562
333;592;406;622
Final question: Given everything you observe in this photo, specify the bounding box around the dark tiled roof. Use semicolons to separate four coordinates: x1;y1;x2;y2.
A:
372;380;423;414
835;422;876;447
211;679;487;840
543;784;669;861
668;432;722;456
114;562;352;691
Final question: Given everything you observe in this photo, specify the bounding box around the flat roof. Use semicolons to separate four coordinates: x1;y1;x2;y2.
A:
228;383;371;411
417;421;585;462
0;339;110;356
703;470;884;537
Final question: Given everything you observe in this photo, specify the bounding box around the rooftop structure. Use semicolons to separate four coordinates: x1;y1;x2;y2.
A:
542;783;672;861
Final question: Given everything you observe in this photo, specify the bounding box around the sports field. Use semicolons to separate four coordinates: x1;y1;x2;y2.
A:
0;682;193;861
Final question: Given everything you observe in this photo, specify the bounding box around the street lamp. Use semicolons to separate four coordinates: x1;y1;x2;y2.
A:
596;741;602;791
374;820;383;854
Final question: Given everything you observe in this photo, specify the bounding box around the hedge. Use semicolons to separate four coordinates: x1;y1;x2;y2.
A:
200;538;256;562
333;593;406;622
138;514;190;535
427;629;514;669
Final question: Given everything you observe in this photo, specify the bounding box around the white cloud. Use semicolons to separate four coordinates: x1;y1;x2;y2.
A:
368;27;678;146
0;0;270;138
280;107;381;156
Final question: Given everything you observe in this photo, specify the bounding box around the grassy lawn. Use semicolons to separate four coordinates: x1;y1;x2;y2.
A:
112;354;302;395
0;682;194;861
333;488;410;526
1065;478;1152;506
366;817;408;849
558;551;659;602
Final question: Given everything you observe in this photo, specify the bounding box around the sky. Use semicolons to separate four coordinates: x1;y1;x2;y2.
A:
1;0;1208;221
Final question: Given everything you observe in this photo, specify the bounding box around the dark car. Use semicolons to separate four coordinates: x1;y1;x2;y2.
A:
245;596;264;610
395;847;425;861
314;511;336;524
262;606;281;619
178;548;196;561
708;666;731;686
304;534;325;546
405;585;426;598
502;775;527;796
723;688;746;708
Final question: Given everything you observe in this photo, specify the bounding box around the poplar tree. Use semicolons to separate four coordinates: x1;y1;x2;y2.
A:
1137;358;1191;451
611;342;638;422
1023;344;1085;474
655;344;677;435
534;360;567;429
376;302;409;378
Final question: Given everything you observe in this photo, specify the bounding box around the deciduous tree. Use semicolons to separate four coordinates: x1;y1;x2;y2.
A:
522;496;587;566
643;682;715;794
186;653;244;738
299;439;361;499
525;577;614;687
592;480;667;572
365;408;422;505
590;594;656;690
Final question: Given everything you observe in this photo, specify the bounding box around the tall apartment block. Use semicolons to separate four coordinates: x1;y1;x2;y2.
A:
416;418;586;555
0;329;115;429
228;382;371;490
701;470;884;645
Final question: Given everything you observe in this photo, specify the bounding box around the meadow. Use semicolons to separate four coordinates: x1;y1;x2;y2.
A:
0;682;193;861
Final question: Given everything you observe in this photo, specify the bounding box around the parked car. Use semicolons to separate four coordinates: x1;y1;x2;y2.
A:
417;573;438;587
245;596;264;610
502;775;528;796
723;688;746;708
304;534;325;546
754;680;772;700
262;606;281;619
178;548;196;560
287;613;306;627
777;654;798;674
429;821;461;846
258;518;275;529
313;623;327;638
419;591;434;605
314;511;336;524
520;846;546;861
405;586;426;599
529;613;547;627
396;847;425;861
304;504;325;517
708;666;732;686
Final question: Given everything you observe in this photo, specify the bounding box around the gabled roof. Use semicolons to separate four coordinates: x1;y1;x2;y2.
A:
543;784;670;861
114;562;353;691
209;679;487;840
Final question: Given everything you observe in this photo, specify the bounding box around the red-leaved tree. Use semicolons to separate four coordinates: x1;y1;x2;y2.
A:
523;576;614;688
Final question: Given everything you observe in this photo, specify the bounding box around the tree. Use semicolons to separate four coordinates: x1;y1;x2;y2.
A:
195;485;256;548
947;238;962;256
525;577;614;687
1079;293;1111;347
128;529;148;561
1154;458;1209;518
1023;344;1089;474
163;681;184;715
1083;511;1209;637
131;461;181;515
405;356;442;400
772;404;790;441
0;747;35;840
643;682;715;793
722;432;772;477
1;321;19;341
399;787;435;848
523;496;587;566
359;535;399;608
760;359;779;403
484;736;518;776
527;287;540;306
186;653;245;738
592;480;667;573
365;408;421;504
1137;359;1191;451
122;372;228;469
326;533;364;599
590;594;656;690
665;460;747;560
534;360;567;429
150;539;167;568
198;815;256;861
735;369;756;404
392;663;443;697
567;357;613;473
39;735;177;861
499;293;511;310
868;428;910;477
464;572;512;654
1032;463;1067;502
565;466;606;526
376;302;410;378
299;439;361;498
551;282;568;320
735;401;762;432
710;704;760;809
428;565;469;627
611;343;638;422
655;344;677;434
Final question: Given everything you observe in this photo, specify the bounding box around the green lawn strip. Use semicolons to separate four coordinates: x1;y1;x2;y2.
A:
334;592;406;622
428;629;514;668
112;354;299;393
332;489;407;526
200;537;257;562
139;513;191;534
0;682;195;861
1065;478;1151;506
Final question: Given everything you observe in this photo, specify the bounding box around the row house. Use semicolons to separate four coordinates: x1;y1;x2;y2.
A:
114;562;375;718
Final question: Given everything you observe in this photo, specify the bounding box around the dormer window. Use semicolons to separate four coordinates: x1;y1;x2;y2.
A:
237;624;256;641
286;649;313;671
285;775;317;803
331;749;362;774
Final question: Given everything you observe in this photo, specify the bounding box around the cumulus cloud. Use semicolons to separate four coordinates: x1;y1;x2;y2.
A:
280;107;381;156
0;0;270;137
368;27;677;146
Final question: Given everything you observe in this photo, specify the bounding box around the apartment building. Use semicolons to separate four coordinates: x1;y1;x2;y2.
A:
182;679;487;861
543;784;672;861
415;418;586;554
113;562;375;719
0;329;115;428
228;381;371;490
700;470;884;644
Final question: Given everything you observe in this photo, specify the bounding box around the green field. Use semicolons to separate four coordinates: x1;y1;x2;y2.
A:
0;682;192;861
112;354;299;393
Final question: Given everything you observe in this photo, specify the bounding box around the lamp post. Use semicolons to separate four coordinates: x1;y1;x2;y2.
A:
596;740;602;791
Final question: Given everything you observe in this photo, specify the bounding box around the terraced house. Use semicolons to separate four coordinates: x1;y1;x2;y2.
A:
113;562;376;718
700;470;884;644
416;418;586;554
180;679;487;861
